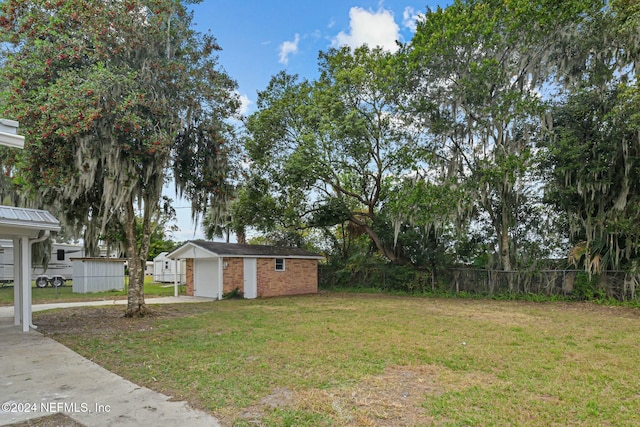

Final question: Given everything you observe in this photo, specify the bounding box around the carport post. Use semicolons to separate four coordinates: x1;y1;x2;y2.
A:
13;237;22;326
173;258;178;297
217;255;223;300
21;235;30;332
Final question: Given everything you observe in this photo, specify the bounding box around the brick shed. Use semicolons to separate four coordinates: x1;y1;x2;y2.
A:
166;240;324;299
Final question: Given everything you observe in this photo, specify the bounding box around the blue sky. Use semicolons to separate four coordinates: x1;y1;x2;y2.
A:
171;0;446;241
189;0;445;115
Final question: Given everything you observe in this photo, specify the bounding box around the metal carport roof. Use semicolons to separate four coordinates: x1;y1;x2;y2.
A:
0;205;61;332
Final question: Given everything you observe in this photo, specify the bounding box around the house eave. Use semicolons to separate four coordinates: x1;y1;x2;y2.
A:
215;254;325;260
0;131;25;149
0;223;61;239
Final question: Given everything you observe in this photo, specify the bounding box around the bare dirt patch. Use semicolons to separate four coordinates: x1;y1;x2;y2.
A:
34;304;212;337
314;365;443;426
238;387;297;423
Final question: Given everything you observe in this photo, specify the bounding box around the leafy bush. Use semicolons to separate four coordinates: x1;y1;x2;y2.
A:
223;287;244;299
570;272;603;301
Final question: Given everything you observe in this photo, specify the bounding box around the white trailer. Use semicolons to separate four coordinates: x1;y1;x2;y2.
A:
153;252;186;283
0;239;83;287
145;261;153;276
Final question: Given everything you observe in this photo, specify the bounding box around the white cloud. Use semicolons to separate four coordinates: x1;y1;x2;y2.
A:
278;33;300;65
237;93;252;116
402;6;423;33
332;7;400;53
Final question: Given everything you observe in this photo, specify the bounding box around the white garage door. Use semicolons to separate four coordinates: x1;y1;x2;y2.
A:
194;258;218;298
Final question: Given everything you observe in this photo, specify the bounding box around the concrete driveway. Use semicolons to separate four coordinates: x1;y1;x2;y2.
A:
0;297;221;426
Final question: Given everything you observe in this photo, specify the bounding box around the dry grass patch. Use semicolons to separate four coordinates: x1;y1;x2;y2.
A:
297;365;457;426
235;364;505;426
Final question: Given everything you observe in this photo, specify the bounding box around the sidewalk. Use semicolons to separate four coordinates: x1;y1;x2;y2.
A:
0;295;213;319
0;297;221;426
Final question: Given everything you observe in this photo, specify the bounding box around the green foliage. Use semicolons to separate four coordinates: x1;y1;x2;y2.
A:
320;253;432;293
142;215;180;261
222;287;243;300
0;0;239;314
95;204;179;259
248;228;324;255
308;198;351;228
570;272;604;301
233;0;638;279
243;46;427;265
542;85;640;273
401;0;607;272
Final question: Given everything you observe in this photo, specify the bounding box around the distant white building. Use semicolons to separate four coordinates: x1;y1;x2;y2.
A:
71;257;125;293
153;252;185;283
145;261;153;276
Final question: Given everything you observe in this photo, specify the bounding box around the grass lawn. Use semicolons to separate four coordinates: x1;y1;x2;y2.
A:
0;276;185;306
34;293;640;426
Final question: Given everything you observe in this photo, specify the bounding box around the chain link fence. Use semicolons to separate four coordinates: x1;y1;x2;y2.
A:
319;265;639;302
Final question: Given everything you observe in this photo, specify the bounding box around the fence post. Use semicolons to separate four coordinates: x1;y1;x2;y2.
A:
454;270;460;294
431;269;435;292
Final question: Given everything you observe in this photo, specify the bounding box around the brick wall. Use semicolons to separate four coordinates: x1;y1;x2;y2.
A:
185;258;194;296
222;257;244;294
256;258;318;297
186;256;318;298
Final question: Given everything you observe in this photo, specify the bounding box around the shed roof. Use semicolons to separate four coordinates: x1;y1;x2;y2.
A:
153;251;170;261
167;240;324;260
0;205;61;238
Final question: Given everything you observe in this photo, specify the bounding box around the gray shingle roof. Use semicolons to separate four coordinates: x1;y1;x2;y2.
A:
188;240;324;258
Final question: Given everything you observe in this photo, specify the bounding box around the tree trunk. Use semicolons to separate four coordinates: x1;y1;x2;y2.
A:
499;227;512;270
236;227;246;244
497;204;514;292
498;204;512;271
362;224;412;266
124;200;149;317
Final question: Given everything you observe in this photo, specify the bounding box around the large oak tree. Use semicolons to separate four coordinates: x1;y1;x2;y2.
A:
541;0;640;278
403;0;605;276
0;0;239;315
244;46;427;264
